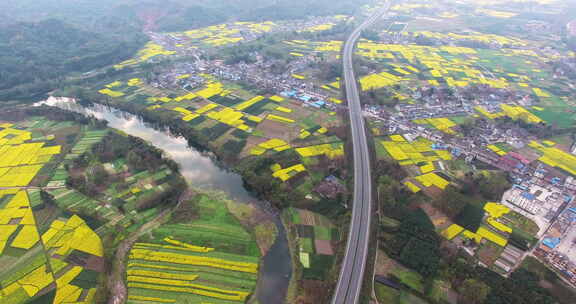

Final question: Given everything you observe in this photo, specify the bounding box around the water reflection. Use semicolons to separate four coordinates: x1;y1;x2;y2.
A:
37;96;291;303
39;97;253;202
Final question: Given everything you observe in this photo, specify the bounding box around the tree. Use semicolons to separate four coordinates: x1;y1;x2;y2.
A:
454;204;485;232
460;279;490;304
385;208;442;277
66;175;87;194
477;172;510;201
433;186;468;218
89;165;109;185
126;150;146;172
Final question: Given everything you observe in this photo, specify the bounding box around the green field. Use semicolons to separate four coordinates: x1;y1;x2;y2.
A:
375;283;400;303
381;216;401;228
285;208;337;281
150;195;260;257
375;282;430;304
0;118;105;304
390;266;425;293
427;279;451;303
529;106;576;129
399;291;429;304
126;193;260;303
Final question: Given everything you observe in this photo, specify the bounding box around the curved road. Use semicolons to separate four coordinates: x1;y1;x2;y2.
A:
332;3;390;304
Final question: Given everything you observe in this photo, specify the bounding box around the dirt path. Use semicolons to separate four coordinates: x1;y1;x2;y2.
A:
107;190;192;304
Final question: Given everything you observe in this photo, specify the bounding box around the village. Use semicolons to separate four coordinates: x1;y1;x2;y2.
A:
134;10;576;287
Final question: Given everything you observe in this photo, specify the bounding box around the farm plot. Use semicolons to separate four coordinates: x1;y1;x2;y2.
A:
375;283;400;303
441;202;514;248
48;188;120;224
413;118;458;134
378;134;453;194
290;39;573;124
1;117;193;303
529;140;576;176
153;194;259;257
375;255;431;303
126;194;260;303
46;128;183;232
65;129;108;160
380;135;452;168
0;189;103;304
93;70;343;158
113;21;280;70
0;120;107;303
0;126;62;187
90;65;347;204
126;244;257;303
285;208;338;280
110;165;176;214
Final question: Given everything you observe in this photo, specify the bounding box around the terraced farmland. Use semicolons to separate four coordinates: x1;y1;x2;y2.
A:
90;71;347;202
0;109;192;303
0;120;103;303
126;194;260;303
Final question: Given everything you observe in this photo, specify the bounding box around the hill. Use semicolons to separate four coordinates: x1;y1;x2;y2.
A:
0;19;146;97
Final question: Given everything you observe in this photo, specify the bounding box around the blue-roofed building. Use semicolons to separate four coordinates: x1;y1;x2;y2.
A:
281;90;297;97
432;143;447;150
521;191;535;200
542;237;560;249
311;101;325;108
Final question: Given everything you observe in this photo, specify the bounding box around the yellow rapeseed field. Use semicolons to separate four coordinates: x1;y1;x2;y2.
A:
530;140;576;175
441;224;464;240
295;143;344;159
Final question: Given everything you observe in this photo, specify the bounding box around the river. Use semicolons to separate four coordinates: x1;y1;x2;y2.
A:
37;96;291;304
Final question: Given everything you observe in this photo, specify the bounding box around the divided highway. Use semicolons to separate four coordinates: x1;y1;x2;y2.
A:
332;3;390;304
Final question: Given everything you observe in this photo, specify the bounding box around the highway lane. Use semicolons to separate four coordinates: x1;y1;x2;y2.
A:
332;3;390;304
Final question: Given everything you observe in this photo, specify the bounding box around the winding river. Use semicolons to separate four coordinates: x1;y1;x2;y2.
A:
37;97;291;304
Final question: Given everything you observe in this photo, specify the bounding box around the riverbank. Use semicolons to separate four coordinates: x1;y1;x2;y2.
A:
107;189;193;304
58;94;353;303
0;107;189;304
39;97;293;303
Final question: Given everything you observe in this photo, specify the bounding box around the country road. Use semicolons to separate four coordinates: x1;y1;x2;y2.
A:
332;3;390;304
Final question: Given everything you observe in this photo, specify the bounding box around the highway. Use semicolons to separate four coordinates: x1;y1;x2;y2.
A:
332;3;390;304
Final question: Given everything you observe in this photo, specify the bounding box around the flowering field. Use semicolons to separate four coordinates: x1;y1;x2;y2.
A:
401;31;527;47
286;36;572;124
441;202;513;247
0;120;106;303
126;194;260;303
114;22;280;70
380;135;451;174
0;126;61;187
413;118;457;134
529;140;576;175
93;72;345;202
0;117;183;303
475;104;543;124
